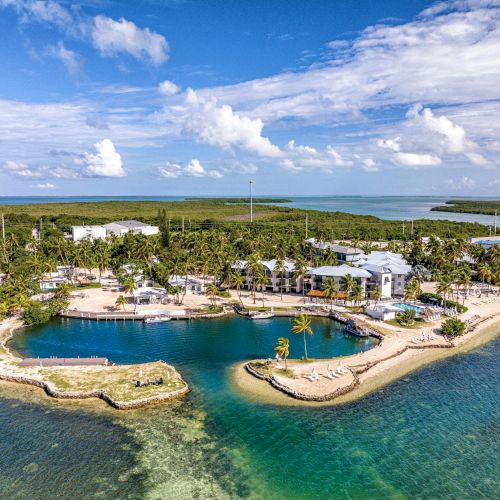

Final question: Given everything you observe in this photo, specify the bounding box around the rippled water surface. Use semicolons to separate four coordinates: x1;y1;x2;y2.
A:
2;317;498;499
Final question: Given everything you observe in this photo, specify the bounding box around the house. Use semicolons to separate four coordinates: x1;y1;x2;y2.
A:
72;225;107;241
305;265;371;294
120;263;152;288
169;276;204;294
304;238;364;263
358;251;412;298
72;220;159;241
365;305;396;321
132;287;167;305
39;273;67;291
233;259;304;293
468;236;500;249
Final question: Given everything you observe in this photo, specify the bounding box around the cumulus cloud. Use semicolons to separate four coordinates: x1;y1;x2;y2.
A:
2;160;41;178
447;175;476;189
35;182;55;189
0;0;74;31
82;139;125;177
362;158;379;172
393;152;442;167
92;16;169;66
158;80;180;95
48;41;81;76
182;89;282;158
279;140;352;173
159;159;223;179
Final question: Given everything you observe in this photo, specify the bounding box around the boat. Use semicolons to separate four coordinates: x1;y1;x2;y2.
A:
144;316;171;323
249;311;274;320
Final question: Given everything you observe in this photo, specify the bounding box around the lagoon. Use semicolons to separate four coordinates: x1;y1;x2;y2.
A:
1;317;499;498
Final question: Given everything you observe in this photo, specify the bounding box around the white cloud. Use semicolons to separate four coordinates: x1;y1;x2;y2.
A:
376;138;401;152
182;89;282;158
92;16;169;66
362;158;379;172
280;140;352;173
159;159;223;179
83;139;125;177
393;152;442;167
2;160;41;178
0;0;74;31
48;41;81;76
158;80;180;95
447;175;476;189
35;182;55;189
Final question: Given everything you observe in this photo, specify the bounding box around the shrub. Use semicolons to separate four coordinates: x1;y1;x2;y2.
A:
418;293;468;313
23;301;51;326
397;308;416;326
441;318;465;337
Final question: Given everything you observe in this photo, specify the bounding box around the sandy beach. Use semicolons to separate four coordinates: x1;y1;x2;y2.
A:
232;294;500;406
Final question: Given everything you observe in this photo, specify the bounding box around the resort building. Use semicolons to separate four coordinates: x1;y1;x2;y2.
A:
168;276;204;294
304;238;364;263
72;220;159;241
38;266;74;291
305;265;371;293
358;251;412;298
233;260;303;293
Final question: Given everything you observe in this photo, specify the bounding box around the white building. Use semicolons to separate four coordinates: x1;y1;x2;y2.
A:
133;287;167;305
169;276;204;294
358;251;412;298
305;264;371;294
233;259;303;293
72;225;107;242
304;238;364;263
72;220;159;241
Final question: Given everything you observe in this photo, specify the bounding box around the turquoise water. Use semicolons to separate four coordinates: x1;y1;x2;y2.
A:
0;195;497;224
392;303;425;315
2;317;499;499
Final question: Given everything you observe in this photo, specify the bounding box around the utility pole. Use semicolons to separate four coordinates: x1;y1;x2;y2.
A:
182;216;185;232
249;179;254;224
402;222;405;236
39;217;42;240
305;215;308;239
1;213;4;241
411;219;414;235
495;210;497;234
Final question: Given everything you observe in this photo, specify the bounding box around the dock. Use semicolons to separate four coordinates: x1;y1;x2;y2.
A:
19;357;109;367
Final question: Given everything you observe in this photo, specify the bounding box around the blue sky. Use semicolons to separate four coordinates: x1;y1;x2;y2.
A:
1;0;499;196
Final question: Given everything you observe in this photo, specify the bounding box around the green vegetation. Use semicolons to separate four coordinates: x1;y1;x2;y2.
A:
185;197;291;203
292;314;313;359
396;308;416;327
274;337;290;370
418;293;468;313
22;297;69;326
431;199;500;216
441;318;466;337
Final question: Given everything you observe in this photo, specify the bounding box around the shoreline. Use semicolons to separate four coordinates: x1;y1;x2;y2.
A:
0;318;189;410
231;313;500;407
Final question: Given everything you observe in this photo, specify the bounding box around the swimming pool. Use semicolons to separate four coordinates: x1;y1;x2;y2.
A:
392;303;425;315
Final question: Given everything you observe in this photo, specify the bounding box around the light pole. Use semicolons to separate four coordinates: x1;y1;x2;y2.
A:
249;180;254;224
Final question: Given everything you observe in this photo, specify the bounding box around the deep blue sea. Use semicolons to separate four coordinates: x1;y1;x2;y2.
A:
2;316;498;499
0;195;498;224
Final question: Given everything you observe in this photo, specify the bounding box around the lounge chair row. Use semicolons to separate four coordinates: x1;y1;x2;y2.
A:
411;333;439;344
304;365;350;382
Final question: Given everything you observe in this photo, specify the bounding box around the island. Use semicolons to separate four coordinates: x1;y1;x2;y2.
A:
431;199;500;216
0;318;188;410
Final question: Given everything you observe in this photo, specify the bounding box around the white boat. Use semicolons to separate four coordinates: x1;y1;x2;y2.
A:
249;311;274;320
144;316;171;324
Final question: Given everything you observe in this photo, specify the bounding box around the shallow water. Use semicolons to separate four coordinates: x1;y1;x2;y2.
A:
2;317;499;499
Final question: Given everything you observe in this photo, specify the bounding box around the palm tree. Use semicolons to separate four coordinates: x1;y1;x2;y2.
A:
274;258;287;300
436;276;453;307
322;277;337;310
404;279;420;304
351;284;363;307
206;282;218;308
340;273;355;304
115;295;127;311
274;337;290;370
255;268;268;308
291;314;313;360
372;286;381;306
230;272;245;306
292;255;308;303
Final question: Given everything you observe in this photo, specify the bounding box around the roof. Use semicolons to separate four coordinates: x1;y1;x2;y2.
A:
304;238;362;255
232;260;296;272
308;264;371;278
113;220;149;228
357;251;411;274
132;287;166;297
169;276;203;286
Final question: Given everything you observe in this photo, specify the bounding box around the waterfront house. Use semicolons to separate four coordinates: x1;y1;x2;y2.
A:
168;276;204;294
132;287;167;305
